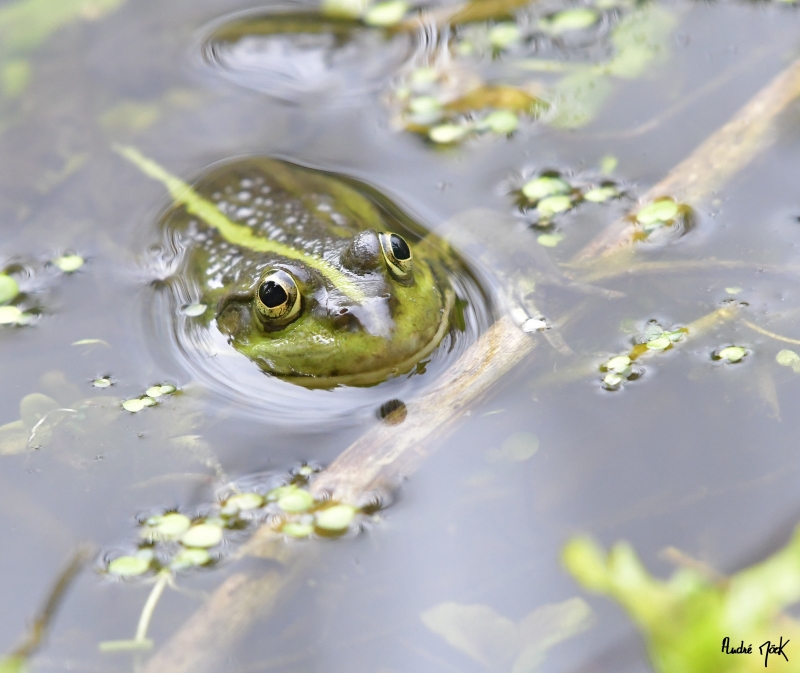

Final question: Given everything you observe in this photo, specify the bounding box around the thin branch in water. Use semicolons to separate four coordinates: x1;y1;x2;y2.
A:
741;319;800;346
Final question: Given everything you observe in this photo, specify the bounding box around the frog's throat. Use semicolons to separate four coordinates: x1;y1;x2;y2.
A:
279;289;455;389
116;145;368;303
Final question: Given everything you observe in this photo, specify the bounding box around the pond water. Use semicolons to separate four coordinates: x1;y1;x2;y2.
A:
1;0;800;671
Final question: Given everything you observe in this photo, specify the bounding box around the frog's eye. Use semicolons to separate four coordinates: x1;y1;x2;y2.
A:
379;232;413;280
255;269;301;326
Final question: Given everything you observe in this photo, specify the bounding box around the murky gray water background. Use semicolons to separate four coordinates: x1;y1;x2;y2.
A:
1;0;800;671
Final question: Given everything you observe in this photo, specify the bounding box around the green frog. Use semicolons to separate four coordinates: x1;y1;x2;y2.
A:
119;147;456;388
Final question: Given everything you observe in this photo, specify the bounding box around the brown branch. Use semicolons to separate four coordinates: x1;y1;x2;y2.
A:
572;55;800;263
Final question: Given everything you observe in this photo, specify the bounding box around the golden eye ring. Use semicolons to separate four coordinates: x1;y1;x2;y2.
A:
255;269;301;326
378;232;413;280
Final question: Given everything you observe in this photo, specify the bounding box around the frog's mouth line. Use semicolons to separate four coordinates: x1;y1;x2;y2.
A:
279;288;456;389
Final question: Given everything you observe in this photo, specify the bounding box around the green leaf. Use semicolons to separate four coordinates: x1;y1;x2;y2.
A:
180;523;224;548
315;504;356;531
521;176;571;202
540;8;599;34
277;487;315;513
107;555;150;577
363;0;408;26
636;198;678;225
52;254;84;272
0;274;19;304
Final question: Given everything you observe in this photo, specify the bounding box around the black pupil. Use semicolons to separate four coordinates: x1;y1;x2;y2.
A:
259;280;288;309
390;234;411;261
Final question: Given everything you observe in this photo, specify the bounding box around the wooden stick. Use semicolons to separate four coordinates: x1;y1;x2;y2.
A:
572;56;800;263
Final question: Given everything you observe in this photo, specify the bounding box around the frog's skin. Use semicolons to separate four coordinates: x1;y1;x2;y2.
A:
122;148;455;388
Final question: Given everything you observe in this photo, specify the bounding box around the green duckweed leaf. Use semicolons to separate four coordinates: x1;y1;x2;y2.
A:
180;523;223;549
599;155;618;174
718;346;746;363
321;0;369;18
776;349;800;372
107;555;150;577
170;548;211;570
540;8;599;34
0;274;19;304
225;492;264;512
429;124;468;144
521;176;571;202
725;287;743;295
283;522;314;538
636;198;678;225
315;504;357;531
536;233;564;248
603;372;624;388
52;254;84;272
646;336;671;350
489;22;521;48
92;377;112;388
277;487;315;513
122;399;145;412
605;355;631;373
408;95;441;115
537;195;573;217
140;396;156;407
363;0;408;26
582;185;618;202
483;109;519;134
143;513;191;540
0;306;26;325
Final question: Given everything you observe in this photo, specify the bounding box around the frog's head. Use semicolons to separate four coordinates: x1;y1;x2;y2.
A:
215;229;452;388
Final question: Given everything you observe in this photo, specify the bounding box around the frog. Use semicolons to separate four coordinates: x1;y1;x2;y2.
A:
119;147;457;388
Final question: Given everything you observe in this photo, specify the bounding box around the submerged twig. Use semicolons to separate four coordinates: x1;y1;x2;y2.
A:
742;319;800;346
3;546;90;667
572;55;800;263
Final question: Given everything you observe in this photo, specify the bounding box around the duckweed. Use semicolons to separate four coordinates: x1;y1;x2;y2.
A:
582;185;618;202
315;504;357;531
776;349;800;372
363;0;408;26
282;521;315;538
52;254;84;273
537;232;564;247
540;8;600;34
277;487;315;513
0;306;31;325
121;399;146;413
488;22;521;49
481;109;519;134
521;176;571;202
645;336;671;350
170;548;211;570
92;377;112;388
108;555;151;577
716;345;747;363
537;194;573;217
142;513;191;540
224;492;265;512
0;274;19;304
180;523;224;549
429;124;468;144
636;198;678;226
